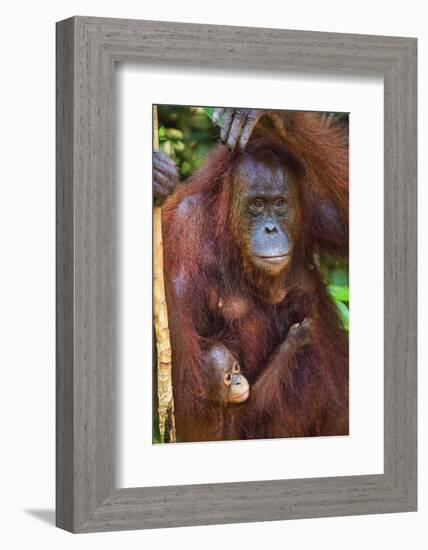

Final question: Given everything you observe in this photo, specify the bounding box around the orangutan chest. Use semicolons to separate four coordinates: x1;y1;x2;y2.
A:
208;288;252;321
208;288;285;376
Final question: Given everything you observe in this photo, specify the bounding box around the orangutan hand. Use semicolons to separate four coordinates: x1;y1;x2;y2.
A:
153;151;179;206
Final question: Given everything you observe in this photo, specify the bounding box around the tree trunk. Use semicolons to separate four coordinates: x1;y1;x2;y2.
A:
153;105;176;443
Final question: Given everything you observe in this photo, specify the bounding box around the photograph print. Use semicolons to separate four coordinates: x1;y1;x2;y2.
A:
152;105;349;444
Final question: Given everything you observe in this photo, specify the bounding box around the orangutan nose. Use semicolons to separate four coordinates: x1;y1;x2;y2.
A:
264;223;278;234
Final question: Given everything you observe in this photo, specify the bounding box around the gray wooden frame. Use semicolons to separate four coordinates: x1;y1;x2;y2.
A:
56;16;417;533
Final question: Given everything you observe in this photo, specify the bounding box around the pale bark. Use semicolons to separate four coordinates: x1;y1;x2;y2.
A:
153;105;176;443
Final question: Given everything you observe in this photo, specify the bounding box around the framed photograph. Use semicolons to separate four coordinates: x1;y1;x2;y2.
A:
56;17;417;532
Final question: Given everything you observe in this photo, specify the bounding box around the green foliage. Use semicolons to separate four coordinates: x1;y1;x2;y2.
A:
202;106;216;118
335;301;349;332
202;106;225;128
152;415;161;444
328;284;349;302
157;105;219;178
320;258;349;332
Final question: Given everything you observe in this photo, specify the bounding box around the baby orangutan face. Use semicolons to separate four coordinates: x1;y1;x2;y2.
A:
203;343;250;404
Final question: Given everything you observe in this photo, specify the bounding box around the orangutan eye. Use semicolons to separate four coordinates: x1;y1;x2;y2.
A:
249;198;264;213
232;363;240;373
275;198;286;209
224;373;232;385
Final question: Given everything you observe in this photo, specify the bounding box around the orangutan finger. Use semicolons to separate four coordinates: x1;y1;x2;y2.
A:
227;109;250;152
220;109;235;144
153;168;175;192
154;152;177;176
211;107;225;126
238;109;262;151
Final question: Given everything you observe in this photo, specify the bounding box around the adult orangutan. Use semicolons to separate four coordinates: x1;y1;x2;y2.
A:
153;108;349;442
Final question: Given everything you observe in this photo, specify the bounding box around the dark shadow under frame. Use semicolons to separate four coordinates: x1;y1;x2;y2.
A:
56;16;417;533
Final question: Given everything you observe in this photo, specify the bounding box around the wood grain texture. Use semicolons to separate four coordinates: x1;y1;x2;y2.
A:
56;17;75;532
56;16;417;533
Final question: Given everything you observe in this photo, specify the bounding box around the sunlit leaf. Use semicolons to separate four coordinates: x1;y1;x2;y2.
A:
161;140;174;157
165;128;184;140
328;284;349;302
336;302;349;331
173;141;185;153
203;107;215;118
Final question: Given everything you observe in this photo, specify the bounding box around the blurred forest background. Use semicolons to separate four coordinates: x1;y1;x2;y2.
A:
156;104;349;333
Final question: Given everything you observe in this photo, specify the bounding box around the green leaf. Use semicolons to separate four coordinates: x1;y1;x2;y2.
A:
328;284;349;302
165;128;184;140
328;267;348;286
191;113;212;129
161;140;174;157
202;107;224;128
173;141;185;153
203;107;215;118
152;414;161;444
336;301;349;331
181;161;192;176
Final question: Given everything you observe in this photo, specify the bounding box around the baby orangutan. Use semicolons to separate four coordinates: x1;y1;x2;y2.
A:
179;320;314;442
203;343;250;405
182;343;249;442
